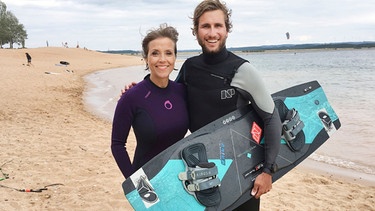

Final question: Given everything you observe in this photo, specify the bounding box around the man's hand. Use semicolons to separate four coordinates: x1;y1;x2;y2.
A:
118;82;137;100
251;172;272;199
122;82;137;94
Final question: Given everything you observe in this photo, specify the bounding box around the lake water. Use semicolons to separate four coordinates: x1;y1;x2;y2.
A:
84;48;375;184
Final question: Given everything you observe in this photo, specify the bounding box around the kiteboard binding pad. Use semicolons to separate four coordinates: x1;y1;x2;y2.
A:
122;80;341;210
178;143;221;207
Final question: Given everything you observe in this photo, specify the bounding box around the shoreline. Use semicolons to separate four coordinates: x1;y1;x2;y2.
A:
1;47;374;210
299;159;375;186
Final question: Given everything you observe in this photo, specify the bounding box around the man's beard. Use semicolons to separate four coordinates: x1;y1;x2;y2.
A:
198;38;226;55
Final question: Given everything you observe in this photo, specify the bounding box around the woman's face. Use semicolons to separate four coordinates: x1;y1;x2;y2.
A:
147;37;176;84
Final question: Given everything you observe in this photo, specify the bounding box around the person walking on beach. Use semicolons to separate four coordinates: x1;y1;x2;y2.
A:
25;53;32;66
111;24;189;179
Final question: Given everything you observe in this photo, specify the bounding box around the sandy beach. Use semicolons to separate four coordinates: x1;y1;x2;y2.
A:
0;47;374;210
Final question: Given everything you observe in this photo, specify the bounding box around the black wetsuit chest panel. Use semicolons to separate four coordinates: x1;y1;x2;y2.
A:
182;51;247;131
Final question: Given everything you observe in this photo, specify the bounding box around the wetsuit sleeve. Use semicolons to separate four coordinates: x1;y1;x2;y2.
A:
111;94;134;179
231;62;281;173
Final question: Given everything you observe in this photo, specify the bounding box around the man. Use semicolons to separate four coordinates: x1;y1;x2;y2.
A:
175;0;281;210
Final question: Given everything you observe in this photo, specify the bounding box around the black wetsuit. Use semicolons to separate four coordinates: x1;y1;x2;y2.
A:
176;48;281;210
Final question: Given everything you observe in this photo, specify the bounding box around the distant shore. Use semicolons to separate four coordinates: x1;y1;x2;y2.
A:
100;41;375;55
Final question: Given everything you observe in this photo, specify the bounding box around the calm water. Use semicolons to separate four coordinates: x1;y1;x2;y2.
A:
84;48;375;183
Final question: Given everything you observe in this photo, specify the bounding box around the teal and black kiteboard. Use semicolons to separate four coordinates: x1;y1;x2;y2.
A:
122;80;341;210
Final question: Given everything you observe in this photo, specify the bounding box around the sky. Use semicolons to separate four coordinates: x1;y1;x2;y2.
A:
2;0;375;51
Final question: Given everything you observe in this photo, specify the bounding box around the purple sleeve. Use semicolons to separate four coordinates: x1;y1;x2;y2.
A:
111;92;134;178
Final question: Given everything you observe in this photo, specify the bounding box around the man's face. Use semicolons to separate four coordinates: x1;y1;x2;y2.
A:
196;9;228;54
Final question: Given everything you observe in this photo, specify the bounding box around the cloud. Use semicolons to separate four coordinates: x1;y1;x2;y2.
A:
2;0;374;50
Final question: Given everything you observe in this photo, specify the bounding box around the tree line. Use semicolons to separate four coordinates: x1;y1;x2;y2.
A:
0;1;27;48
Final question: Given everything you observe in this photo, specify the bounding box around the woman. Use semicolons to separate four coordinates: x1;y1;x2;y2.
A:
111;24;189;178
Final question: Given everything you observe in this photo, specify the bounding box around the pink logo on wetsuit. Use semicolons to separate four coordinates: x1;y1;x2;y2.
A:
164;100;172;110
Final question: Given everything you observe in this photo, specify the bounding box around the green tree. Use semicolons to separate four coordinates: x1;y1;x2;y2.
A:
0;1;28;48
0;1;7;47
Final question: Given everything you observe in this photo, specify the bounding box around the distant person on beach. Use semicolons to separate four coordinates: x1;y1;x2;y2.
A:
121;1;281;210
111;24;189;179
25;53;32;66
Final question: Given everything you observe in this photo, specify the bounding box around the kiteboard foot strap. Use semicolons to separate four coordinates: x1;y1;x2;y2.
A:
178;162;218;181
282;108;305;151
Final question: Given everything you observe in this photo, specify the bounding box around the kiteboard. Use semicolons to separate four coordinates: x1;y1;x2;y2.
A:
122;80;341;210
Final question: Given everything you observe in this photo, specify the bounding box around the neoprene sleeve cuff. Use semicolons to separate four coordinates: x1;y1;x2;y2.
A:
263;163;276;175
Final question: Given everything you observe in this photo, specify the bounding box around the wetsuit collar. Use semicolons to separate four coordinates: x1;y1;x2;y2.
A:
202;47;228;65
145;74;170;90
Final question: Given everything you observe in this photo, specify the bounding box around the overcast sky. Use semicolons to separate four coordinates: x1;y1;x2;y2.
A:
3;0;375;51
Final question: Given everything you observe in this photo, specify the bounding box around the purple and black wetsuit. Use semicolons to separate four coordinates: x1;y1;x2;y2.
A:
111;75;189;178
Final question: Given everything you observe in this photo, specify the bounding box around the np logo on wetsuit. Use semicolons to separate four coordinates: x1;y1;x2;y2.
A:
221;88;235;100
